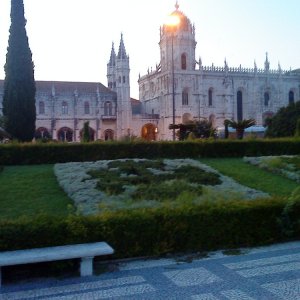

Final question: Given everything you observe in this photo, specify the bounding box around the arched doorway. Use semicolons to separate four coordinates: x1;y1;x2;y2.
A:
35;127;51;139
141;123;157;141
104;129;114;141
57;127;73;142
182;113;192;124
209;114;216;127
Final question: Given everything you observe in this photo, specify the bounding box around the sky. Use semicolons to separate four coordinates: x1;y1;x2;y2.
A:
0;0;299;99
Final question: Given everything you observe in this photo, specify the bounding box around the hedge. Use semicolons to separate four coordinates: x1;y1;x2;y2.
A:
0;138;300;165
0;198;293;258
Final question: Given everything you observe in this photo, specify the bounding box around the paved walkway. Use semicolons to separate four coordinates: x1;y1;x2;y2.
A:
1;241;300;299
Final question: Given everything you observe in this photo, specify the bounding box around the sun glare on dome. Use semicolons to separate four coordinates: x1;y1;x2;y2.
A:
165;14;180;26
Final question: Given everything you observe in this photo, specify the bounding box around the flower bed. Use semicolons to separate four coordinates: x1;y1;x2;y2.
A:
54;159;269;215
244;155;300;183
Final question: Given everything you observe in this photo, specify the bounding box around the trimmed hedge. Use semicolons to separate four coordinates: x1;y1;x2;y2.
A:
0;138;300;165
0;198;291;258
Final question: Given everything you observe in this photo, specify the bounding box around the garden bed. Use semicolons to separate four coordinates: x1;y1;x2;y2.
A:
244;155;300;183
54;158;269;215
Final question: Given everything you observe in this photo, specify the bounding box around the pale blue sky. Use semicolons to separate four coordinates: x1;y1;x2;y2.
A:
0;0;299;99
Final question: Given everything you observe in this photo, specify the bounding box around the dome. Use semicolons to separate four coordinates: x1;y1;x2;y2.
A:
163;2;193;33
170;4;192;31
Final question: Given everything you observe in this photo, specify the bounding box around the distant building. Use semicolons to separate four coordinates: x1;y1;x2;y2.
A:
138;3;300;140
0;3;299;141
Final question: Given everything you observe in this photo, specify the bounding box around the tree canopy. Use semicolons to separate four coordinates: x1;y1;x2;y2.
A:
169;119;216;140
2;0;36;142
265;101;300;138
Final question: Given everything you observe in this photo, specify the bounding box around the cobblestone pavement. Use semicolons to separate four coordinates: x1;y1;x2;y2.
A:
1;241;300;299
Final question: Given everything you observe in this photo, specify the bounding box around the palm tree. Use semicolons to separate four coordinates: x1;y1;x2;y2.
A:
227;119;256;139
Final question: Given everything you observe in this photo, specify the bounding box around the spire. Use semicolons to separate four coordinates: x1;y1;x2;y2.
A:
117;33;127;59
264;52;270;71
175;1;179;10
254;60;257;73
108;42;116;66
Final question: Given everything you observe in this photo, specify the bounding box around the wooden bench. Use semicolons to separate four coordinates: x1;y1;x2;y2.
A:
0;242;114;287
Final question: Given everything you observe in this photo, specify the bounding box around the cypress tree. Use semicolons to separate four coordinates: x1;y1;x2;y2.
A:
3;0;36;142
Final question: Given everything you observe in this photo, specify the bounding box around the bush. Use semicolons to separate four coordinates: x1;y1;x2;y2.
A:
266;101;300;137
0;139;300;165
295;118;300;138
0;198;286;257
279;187;300;237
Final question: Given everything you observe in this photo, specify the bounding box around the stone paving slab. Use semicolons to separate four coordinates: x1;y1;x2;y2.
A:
1;241;300;299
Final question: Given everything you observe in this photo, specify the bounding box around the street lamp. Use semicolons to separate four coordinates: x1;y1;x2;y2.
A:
165;14;180;141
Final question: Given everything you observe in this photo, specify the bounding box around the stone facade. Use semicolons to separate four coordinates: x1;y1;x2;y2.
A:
0;3;299;141
138;4;300;140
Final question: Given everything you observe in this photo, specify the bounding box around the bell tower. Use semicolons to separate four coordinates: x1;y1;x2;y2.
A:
159;2;197;72
115;34;131;138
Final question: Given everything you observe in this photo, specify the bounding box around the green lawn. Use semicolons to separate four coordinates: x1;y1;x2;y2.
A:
0;158;298;220
201;158;299;197
0;165;73;220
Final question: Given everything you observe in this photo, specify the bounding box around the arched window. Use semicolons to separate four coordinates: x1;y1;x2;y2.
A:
84;102;90;115
104;101;113;116
182;90;189;106
39;101;45;115
181;54;187;70
123;76;126;83
264;92;270;106
62;101;68;115
237;91;243;121
289;91;295;104
104;129;114;141
208;88;213;106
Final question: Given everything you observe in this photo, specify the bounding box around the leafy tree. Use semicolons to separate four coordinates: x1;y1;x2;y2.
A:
82;121;91;142
265;101;300;138
0;116;5;128
169;120;216;141
2;0;36;142
295;118;300;138
228;119;256;139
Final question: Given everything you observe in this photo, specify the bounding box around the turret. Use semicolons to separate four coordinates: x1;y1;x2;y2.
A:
107;43;116;90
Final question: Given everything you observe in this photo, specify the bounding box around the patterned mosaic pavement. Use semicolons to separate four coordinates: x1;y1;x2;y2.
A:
1;241;300;299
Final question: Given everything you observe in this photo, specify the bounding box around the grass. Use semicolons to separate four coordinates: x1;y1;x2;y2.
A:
1;158;298;220
201;158;299;197
0;164;73;220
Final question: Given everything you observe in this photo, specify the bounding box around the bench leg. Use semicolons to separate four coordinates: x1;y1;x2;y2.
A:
80;257;94;276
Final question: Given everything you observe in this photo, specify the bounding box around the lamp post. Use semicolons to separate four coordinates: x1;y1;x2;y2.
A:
166;15;180;141
171;33;175;140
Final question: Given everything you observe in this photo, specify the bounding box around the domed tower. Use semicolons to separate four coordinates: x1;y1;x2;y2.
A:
159;2;197;72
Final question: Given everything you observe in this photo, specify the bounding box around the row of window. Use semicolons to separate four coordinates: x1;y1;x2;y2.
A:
180;89;296;107
38;101;115;116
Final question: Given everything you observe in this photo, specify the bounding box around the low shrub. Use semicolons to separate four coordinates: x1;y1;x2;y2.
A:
0;198;287;258
0;138;300;165
279;187;300;237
